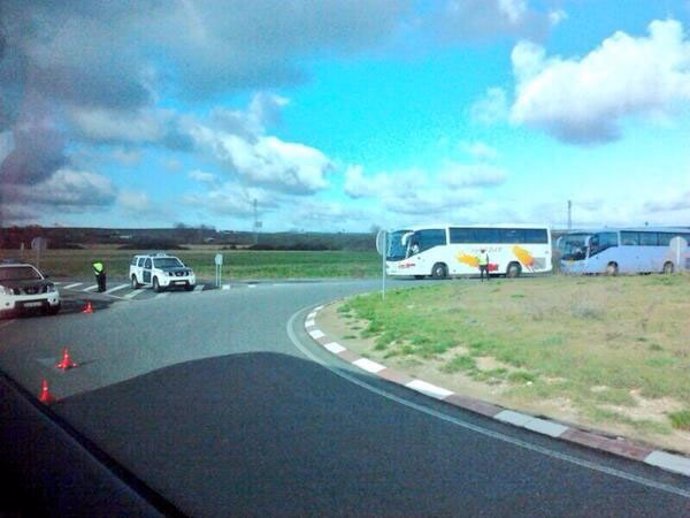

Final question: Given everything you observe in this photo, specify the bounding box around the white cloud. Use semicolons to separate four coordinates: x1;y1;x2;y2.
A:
548;9;567;27
118;190;151;212
470;87;509;124
432;0;551;42
20;168;116;208
510;19;690;144
437;162;507;187
188;169;217;185
498;0;527;24
193;94;333;195
68;107;164;143
344;163;491;216
459;140;499;161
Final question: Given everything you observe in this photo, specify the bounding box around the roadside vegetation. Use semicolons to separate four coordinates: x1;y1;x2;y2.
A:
0;246;381;280
333;273;690;454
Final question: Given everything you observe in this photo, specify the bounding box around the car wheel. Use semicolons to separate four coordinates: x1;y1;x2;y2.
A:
131;275;141;289
153;277;162;292
662;261;674;274
431;263;448;280
185;283;195;291
506;262;521;278
605;262;619;276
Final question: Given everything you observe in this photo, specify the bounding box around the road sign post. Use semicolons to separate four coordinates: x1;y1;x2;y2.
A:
375;230;388;300
214;253;223;288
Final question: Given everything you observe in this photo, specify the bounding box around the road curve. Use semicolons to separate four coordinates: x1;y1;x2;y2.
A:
1;280;689;517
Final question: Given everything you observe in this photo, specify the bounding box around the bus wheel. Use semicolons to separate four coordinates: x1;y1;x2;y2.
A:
605;262;619;276
506;262;521;278
431;263;448;280
663;261;674;274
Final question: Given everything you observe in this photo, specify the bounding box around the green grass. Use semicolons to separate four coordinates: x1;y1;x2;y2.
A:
669;410;690;431
338;274;690;442
3;247;381;280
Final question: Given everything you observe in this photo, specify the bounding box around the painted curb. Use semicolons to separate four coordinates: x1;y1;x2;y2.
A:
304;305;690;479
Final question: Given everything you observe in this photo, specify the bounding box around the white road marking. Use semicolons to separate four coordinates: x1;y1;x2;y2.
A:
645;451;690;477
324;342;347;354
105;283;129;294
62;282;83;289
308;329;325;340
353;358;386;374
405;379;454;400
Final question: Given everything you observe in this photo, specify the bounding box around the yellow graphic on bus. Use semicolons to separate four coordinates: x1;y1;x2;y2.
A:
512;245;535;269
456;253;480;267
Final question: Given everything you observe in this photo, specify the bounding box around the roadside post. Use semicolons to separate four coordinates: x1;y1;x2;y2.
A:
214;253;223;288
375;230;388;300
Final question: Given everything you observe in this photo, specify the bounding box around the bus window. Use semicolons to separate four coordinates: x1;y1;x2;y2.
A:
474;228;500;244
415;229;447;252
621;231;640;246
449;227;474;243
523;228;549;244
639;232;658;246
588;232;618;256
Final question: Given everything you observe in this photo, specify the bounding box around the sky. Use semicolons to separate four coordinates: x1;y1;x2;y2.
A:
2;0;690;233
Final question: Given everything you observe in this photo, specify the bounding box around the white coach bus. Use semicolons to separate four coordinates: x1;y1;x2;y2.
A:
557;227;690;275
385;224;552;279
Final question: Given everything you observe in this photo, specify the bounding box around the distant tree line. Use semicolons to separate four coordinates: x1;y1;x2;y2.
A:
0;226;377;251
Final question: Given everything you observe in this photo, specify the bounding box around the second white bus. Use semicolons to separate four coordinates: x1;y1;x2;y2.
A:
557;227;690;275
385;224;552;279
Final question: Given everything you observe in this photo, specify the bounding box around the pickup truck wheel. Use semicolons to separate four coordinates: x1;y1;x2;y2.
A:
131;275;141;289
153;277;162;292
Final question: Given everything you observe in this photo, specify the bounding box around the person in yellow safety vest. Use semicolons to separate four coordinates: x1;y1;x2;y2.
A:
477;249;490;281
92;260;106;292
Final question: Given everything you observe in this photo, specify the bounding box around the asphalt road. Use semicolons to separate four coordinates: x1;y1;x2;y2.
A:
1;279;689;517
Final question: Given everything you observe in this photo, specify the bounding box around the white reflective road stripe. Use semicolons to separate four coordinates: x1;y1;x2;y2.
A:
324;342;347;354
405;379;453;400
353;358;386;374
105;283;129;294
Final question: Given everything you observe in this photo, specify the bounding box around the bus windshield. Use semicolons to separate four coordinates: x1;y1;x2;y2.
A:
557;233;590;260
386;230;412;261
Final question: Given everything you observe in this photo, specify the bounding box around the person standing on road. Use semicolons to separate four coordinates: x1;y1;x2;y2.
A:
92;260;106;292
478;249;490;281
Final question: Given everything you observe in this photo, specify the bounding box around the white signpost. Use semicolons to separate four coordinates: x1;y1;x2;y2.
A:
214;253;223;288
375;230;388;299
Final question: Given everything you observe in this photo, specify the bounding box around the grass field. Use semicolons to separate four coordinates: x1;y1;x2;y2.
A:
330;273;690;454
0;246;381;280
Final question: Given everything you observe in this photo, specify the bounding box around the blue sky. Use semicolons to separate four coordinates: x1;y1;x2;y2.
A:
2;0;690;232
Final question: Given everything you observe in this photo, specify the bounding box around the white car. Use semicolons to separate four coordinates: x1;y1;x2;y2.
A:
0;261;61;318
129;253;196;292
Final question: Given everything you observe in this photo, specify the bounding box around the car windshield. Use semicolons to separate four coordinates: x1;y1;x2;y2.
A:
0;266;42;282
153;257;184;269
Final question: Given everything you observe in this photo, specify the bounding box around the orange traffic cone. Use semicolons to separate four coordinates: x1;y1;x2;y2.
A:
82;300;94;314
38;379;56;404
56;348;77;370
